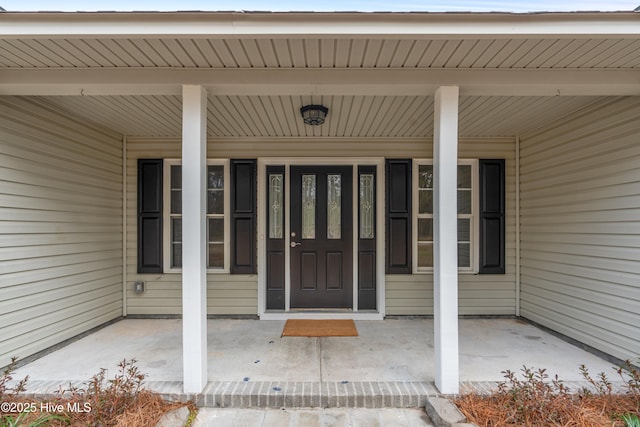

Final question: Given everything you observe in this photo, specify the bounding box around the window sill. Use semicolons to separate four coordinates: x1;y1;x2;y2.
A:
413;270;478;275
163;269;230;274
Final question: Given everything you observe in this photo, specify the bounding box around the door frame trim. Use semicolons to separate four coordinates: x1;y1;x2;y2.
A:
257;157;385;320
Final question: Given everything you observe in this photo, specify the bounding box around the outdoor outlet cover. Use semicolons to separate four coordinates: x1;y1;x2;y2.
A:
134;281;145;294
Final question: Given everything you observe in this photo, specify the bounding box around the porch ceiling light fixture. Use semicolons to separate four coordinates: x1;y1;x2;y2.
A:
300;104;329;125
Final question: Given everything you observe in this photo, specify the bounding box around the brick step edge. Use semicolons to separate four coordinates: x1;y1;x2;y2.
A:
155;380;438;408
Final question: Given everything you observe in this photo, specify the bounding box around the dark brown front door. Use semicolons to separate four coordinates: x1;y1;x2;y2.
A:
290;166;353;308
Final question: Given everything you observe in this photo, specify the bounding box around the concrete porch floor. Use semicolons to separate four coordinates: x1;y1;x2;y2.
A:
13;318;619;407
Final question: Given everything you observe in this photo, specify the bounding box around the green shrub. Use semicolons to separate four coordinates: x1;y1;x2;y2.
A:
0;411;68;427
619;413;640;427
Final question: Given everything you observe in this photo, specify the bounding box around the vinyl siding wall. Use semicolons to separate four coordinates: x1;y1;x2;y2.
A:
127;137;516;316
519;97;640;362
0;97;123;368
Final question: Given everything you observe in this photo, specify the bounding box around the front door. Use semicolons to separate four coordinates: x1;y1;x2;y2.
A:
290;166;353;308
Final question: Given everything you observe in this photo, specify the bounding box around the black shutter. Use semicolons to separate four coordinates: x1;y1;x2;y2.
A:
479;159;505;274
385;159;412;274
137;159;163;273
231;159;257;274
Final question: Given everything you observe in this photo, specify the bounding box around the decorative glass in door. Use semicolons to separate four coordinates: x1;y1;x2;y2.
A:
290;166;353;309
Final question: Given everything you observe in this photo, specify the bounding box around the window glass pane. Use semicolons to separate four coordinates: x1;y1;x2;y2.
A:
171;189;181;214
208;218;224;243
171;218;182;242
171;219;182;268
418;243;433;267
207;166;224;215
458;243;471;267
458;218;470;242
418;218;433;241
172;243;182;268
208;243;224;268
457;190;471;214
171;165;182;188
419;189;433;214
302;174;316;239
207;166;224;189
327;174;341;239
419;165;433;189
457;165;471;188
269;174;283;239
207;190;224;214
359;174;374;239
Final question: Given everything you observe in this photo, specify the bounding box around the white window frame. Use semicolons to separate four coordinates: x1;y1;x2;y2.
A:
412;158;479;274
163;158;230;274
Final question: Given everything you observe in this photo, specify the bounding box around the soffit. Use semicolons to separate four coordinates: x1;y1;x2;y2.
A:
3;12;636;139
2;37;639;69
32;94;612;138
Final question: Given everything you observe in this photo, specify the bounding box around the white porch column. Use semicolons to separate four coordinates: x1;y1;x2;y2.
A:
433;86;460;394
181;85;208;393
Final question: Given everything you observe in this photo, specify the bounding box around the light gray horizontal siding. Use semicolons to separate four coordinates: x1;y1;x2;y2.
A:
519;96;640;362
0;96;123;368
127;137;516;316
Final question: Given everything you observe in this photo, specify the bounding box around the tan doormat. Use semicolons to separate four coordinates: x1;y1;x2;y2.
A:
281;319;358;337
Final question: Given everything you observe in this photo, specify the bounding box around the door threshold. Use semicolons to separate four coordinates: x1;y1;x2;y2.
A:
260;311;384;321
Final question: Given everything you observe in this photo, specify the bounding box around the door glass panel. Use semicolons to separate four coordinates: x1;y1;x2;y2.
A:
302;174;316;239
327;174;341;239
269;174;283;239
359;174;374;239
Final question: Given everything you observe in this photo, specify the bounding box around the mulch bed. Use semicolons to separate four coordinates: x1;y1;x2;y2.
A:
455;393;638;427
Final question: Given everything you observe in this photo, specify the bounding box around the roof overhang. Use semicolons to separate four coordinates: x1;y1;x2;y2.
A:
0;11;638;139
1;11;639;38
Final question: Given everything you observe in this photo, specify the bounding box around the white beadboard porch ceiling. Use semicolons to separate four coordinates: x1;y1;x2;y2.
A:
2;12;638;139
31;94;614;138
2;37;640;69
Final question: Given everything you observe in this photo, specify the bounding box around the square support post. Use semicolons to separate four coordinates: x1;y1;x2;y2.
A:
181;85;208;393
433;86;460;394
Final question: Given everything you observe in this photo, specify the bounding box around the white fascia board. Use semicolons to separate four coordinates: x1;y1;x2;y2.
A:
0;68;638;97
0;12;639;38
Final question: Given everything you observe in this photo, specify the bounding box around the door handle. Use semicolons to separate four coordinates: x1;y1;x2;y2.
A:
290;241;302;248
